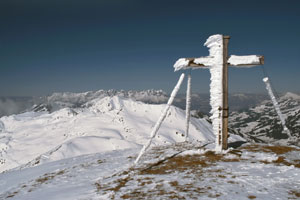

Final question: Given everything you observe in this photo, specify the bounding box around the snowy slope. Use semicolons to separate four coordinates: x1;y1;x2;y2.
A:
0;143;299;200
0;95;227;173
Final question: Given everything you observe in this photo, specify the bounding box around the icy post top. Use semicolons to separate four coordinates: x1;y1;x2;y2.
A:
173;34;223;71
203;34;223;56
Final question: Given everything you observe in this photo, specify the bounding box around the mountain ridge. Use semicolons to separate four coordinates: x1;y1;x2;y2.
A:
229;92;300;146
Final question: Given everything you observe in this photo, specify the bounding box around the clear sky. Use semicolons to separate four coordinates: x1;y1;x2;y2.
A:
0;0;299;96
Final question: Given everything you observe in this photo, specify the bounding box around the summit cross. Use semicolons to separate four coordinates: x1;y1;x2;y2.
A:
174;34;264;151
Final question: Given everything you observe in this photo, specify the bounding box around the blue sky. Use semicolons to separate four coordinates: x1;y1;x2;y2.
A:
0;0;299;96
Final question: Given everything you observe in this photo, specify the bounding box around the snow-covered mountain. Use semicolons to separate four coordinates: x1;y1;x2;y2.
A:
40;91;270;114
0;90;169;118
1;95;244;173
229;92;300;145
31;89;169;113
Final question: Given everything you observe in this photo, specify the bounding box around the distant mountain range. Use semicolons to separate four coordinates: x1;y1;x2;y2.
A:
1;90;299;146
0;90;169;117
33;89;169;112
0;89;272;117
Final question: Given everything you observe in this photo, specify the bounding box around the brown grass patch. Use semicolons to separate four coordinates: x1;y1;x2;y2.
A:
6;191;19;199
169;181;179;187
261;156;300;168
97;172;135;195
110;176;132;192
95;182;101;191
241;144;300;168
241;144;300;155
139;150;238;175
97;160;103;164
110;151;237;199
208;193;221;198
26;170;66;193
227;180;237;184
120;183;212;200
35;170;65;184
263;146;299;154
289;190;300;199
96;143;300;199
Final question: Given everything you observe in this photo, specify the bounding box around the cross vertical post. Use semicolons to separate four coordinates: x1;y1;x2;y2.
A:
222;36;230;150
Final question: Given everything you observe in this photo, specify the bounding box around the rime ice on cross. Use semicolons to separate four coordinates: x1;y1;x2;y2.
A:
174;34;264;151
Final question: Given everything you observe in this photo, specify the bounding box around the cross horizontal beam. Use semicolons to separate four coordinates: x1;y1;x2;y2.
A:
174;55;264;70
228;55;264;67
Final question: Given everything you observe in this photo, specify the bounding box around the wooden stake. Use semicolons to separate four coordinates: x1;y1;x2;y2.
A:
222;36;230;150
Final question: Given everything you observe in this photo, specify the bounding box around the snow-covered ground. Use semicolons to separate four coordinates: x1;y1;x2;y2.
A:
1;95;299;199
0;143;299;200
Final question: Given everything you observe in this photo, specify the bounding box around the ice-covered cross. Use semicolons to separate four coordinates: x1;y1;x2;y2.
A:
174;34;264;151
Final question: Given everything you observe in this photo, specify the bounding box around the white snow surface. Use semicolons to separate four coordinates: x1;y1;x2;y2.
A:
0;95;220;173
228;55;261;67
0;143;299;200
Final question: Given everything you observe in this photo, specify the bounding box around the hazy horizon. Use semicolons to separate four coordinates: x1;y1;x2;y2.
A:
1;90;299;98
1;90;299;117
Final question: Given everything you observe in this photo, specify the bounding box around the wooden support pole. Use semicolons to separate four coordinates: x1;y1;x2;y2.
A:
222;35;230;150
